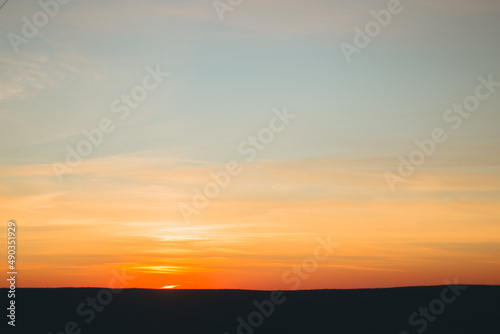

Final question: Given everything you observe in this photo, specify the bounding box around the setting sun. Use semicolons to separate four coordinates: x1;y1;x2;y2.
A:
161;285;179;289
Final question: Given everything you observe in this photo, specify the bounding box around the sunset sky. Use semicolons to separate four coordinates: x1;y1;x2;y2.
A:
1;0;500;290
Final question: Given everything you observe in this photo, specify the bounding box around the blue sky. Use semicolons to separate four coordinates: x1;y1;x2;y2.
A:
1;0;499;166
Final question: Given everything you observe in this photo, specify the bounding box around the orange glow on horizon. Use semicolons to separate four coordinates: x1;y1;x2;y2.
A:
1;157;500;290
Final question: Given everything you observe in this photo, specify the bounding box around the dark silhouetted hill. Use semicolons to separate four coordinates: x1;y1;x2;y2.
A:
2;285;499;333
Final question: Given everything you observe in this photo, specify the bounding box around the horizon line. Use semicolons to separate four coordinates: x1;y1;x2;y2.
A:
1;284;492;291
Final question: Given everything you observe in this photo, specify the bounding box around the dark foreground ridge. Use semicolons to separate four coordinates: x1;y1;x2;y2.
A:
2;285;500;333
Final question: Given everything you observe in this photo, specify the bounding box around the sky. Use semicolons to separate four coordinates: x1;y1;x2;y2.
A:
1;0;500;290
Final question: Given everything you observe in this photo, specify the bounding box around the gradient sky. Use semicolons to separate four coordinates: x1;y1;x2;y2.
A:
1;0;500;289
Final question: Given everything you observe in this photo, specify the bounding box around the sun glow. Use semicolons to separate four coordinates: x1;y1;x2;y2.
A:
161;285;179;289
